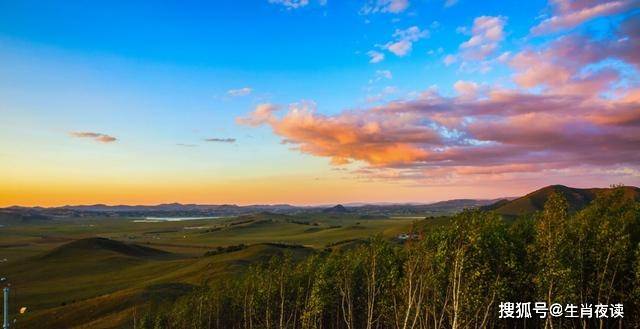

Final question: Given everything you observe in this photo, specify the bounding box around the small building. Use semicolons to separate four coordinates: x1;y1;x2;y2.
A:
397;232;420;241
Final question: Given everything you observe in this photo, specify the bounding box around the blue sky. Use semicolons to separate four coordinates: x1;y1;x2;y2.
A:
1;0;638;206
0;0;539;143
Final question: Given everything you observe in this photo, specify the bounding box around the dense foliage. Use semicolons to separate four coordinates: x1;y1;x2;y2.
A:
137;187;640;328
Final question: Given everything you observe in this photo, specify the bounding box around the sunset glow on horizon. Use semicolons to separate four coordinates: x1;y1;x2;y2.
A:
1;0;639;207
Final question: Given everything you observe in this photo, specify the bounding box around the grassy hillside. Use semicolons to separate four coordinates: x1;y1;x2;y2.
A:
486;185;640;216
9;238;315;329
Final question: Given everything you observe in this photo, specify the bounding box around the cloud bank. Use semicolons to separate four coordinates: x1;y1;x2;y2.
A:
239;14;640;184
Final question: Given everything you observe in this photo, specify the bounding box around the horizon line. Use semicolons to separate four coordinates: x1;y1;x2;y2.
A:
2;183;635;209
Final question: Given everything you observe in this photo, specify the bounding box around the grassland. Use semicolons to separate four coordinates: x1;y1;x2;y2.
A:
0;212;419;328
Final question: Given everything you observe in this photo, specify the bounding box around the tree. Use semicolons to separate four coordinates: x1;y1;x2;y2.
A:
574;187;639;329
534;192;576;329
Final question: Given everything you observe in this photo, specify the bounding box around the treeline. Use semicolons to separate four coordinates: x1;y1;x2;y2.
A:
137;188;640;328
204;244;247;256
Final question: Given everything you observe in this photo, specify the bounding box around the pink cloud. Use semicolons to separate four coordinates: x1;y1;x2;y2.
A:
453;80;480;99
509;31;635;96
588;90;640;126
459;16;506;60
239;87;640;175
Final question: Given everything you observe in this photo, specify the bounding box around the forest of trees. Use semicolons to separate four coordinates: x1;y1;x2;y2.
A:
137;187;640;329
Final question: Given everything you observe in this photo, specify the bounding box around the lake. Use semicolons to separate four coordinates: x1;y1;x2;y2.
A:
133;216;223;222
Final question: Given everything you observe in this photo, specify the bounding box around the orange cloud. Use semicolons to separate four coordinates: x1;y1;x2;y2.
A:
240;83;640;175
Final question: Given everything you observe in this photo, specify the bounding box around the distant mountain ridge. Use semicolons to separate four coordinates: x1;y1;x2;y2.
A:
322;204;350;214
1;199;499;221
483;185;640;216
1;203;305;220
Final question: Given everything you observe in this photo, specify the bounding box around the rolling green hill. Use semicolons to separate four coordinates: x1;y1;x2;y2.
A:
485;185;640;216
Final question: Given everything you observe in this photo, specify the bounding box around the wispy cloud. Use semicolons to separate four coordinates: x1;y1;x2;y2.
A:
367;50;385;63
204;138;236;143
268;0;326;9
69;131;117;143
444;0;459;7
443;54;457;66
227;87;253;97
383;26;429;57
531;0;636;35
361;0;410;14
369;69;393;83
366;85;398;103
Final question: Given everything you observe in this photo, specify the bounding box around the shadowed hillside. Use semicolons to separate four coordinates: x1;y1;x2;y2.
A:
42;237;171;260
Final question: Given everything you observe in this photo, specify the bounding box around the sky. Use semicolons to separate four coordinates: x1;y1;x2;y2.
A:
0;0;639;206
